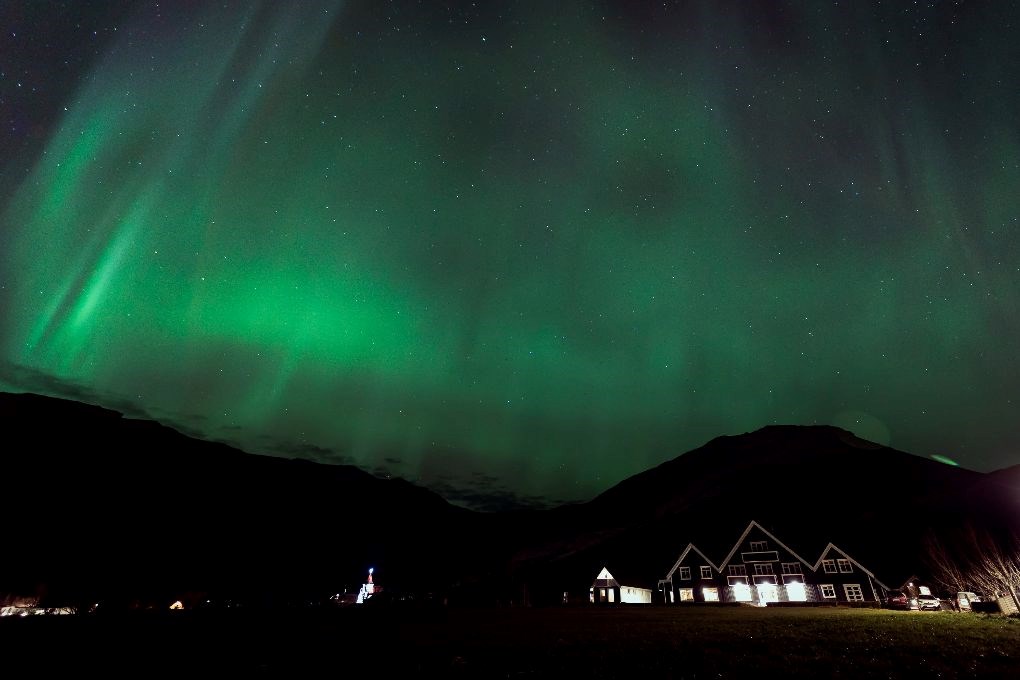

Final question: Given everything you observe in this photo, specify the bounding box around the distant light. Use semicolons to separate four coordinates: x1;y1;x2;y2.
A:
369;567;374;574
930;455;959;467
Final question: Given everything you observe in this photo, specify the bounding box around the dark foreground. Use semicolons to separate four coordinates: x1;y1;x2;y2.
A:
3;606;1017;678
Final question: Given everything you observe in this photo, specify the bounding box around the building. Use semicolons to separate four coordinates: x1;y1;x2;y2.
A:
591;566;653;604
658;521;889;605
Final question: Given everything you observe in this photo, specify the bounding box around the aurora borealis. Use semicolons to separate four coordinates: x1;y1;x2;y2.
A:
1;1;1018;508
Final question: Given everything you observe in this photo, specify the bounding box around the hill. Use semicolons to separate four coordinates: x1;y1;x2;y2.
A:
3;392;1016;608
0;391;481;608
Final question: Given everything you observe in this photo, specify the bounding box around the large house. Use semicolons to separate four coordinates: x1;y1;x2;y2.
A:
658;521;889;605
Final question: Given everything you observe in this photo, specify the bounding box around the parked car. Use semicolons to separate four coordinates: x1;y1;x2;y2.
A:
956;592;981;612
885;590;919;610
916;593;942;611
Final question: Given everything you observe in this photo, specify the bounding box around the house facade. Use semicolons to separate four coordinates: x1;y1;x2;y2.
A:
658;521;889;605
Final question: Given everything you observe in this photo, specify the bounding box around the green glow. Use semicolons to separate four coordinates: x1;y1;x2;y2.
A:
2;2;1018;507
931;455;960;467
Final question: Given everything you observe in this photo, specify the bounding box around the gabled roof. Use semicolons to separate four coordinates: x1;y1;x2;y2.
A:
595;562;656;591
663;543;721;580
814;543;890;590
717;520;815;570
594;566;619;587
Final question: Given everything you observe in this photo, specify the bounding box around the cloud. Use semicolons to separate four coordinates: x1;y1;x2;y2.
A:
0;360;153;419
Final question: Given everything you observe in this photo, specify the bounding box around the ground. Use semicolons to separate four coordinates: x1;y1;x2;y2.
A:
3;606;1017;677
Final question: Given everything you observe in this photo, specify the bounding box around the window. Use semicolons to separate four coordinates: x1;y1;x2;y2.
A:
700;566;713;579
703;587;719;602
844;584;864;602
837;559;853;573
732;583;752;602
678;588;694;602
753;563;774;575
822;559;837;574
750;541;768;551
729;565;747;576
786;582;807;602
781;562;801;575
820;584;836;599
679;566;691;580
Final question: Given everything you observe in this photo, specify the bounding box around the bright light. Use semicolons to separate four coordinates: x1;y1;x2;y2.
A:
732;583;752;602
703;587;719;602
369;567;374;574
757;585;778;605
786;582;806;602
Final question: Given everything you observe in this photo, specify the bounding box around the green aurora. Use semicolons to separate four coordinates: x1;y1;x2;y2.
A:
1;1;1018;507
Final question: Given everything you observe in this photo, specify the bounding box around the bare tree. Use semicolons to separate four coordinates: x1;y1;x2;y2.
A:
962;525;1020;613
927;524;1020;613
922;529;969;596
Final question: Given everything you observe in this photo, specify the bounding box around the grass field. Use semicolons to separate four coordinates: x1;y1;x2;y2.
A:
3;606;1017;677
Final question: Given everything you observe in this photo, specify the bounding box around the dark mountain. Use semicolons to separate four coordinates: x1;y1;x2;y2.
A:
988;463;1020;490
0;391;483;608
507;426;1020;604
3;392;1016;609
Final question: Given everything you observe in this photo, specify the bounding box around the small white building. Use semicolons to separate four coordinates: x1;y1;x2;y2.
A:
591;566;652;604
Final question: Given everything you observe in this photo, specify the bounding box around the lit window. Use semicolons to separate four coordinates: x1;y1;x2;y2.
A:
679;567;691;580
822;560;837;574
750;541;768;551
786;582;807;602
837;559;852;573
678;588;694;602
753;563;774;575
732;583;752;602
700;566;713;579
844;584;864;602
703;587;719;602
781;562;801;575
820;584;836;599
729;565;747;576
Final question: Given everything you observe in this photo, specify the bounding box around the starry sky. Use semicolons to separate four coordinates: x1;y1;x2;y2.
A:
1;1;1018;509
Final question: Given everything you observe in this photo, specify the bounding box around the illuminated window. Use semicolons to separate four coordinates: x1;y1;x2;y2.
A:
679;567;691;580
678;588;694;602
786;582;807;602
820;584;836;599
837;559;852;573
703;587;719;602
844;584;864;602
750;541;768;551
781;563;801;575
700;566;713;579
753;563;774;575
732;583;752;602
822;560;837;574
729;565;747;577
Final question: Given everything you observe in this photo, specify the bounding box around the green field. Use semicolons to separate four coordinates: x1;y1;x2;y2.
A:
3;606;1017;677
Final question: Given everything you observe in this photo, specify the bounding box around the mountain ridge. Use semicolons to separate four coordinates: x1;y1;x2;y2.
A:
2;391;1016;608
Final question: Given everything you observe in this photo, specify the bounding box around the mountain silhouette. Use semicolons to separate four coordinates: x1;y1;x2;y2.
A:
0;391;477;608
2;392;1016;608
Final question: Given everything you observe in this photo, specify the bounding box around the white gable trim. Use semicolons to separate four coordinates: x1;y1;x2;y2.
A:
664;543;721;580
717;520;815;570
595;567;614;582
813;543;890;590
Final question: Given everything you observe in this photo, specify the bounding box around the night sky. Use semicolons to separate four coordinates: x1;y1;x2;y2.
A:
2;1;1018;509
